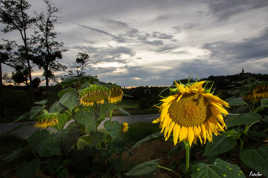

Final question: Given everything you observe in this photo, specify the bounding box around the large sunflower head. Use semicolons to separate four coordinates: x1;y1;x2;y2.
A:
79;84;110;106
152;81;229;146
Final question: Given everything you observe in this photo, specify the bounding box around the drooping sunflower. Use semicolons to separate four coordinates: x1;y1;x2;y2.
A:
79;84;124;106
243;83;268;103
108;86;124;104
79;85;110;106
152;81;229;146
34;119;58;128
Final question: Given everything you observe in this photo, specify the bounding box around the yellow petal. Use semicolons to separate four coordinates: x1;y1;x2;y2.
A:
191;81;206;89
173;124;180;145
152;118;160;124
180;126;188;142
211;102;229;115
165;122;175;141
201;124;207;144
203;93;230;108
175;81;186;93
188;127;195;146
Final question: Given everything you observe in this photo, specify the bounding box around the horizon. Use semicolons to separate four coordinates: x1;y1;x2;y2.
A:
3;71;267;88
1;0;268;86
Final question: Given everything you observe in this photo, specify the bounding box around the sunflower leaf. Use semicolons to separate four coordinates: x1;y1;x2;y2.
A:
28;130;62;157
74;110;96;134
104;120;122;140
240;146;268;177
131;132;161;151
203;135;237;157
125;159;160;176
16;159;40;178
226;97;247;106
34;99;47;105
261;98;268;107
49;101;65;113
226;112;262;128
191;159;245;178
59;90;79;111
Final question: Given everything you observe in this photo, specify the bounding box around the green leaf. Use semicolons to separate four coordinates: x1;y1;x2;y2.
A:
74;110;96;133
125;159;160;176
104;120;122;140
262;115;268;123
29;106;46;120
131;132;161;151
28;130;61;157
54;112;71;130
255;99;268;112
2;147;25;162
16;159;40;178
261;98;268;107
58;87;74;98
191;159;245;178
76;133;105;150
59;90;79;111
226;97;247;106
240;146;268;177
49;101;65;113
203;135;237;157
224;129;242;139
117;107;131;116
34;99;48;105
226;113;262;128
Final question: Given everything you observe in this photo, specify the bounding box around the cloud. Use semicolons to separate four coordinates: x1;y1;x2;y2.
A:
207;0;268;21
2;0;268;86
204;28;268;63
78;24;126;42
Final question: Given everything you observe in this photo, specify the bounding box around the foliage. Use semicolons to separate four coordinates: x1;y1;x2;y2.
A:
1;76;134;177
1;76;268;177
191;159;245;178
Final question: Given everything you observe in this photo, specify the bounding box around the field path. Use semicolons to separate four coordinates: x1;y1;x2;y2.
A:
0;114;159;139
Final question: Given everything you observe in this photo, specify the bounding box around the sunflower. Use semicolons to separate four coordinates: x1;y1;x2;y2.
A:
252;84;268;100
108;86;123;103
152;81;229;146
122;122;129;133
80;84;123;106
243;83;268;103
34;118;58;128
79;85;110;106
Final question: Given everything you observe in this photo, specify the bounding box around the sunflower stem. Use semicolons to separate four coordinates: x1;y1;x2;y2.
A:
183;141;190;173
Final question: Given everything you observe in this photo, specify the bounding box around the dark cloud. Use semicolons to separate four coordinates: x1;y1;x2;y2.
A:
208;0;268;21
78;24;126;43
152;32;174;39
70;45;135;64
204;28;268;63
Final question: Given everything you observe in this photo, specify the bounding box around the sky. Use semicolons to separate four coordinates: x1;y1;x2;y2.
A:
1;0;268;86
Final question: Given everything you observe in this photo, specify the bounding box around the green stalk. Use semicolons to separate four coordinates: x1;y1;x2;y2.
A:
183;141;190;173
157;165;181;178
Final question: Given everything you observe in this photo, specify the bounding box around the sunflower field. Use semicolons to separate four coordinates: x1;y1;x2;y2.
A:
0;76;268;178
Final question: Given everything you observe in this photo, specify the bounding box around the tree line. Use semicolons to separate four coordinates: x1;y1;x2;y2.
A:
0;0;91;88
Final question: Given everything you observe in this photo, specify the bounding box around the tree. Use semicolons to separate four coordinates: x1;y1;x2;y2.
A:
75;52;90;76
31;0;65;88
0;0;37;86
0;40;18;86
